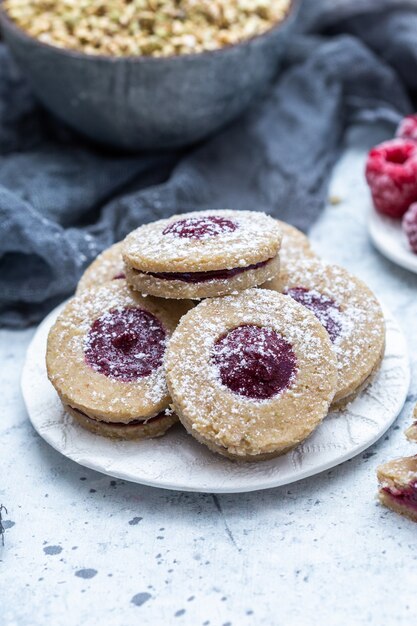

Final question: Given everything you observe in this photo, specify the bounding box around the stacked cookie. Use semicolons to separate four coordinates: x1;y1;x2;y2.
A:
47;210;385;462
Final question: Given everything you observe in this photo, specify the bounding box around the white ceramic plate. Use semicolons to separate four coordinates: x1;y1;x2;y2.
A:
21;304;409;493
369;210;417;274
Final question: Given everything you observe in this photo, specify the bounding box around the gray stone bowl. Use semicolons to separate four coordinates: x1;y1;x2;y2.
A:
0;1;297;150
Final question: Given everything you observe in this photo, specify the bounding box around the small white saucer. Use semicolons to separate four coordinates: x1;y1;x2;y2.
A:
369;210;417;274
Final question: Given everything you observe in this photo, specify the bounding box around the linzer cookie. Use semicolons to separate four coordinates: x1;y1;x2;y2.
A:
165;289;337;461
77;220;309;295
276;220;317;267
264;259;385;408
77;242;125;293
46;280;191;440
377;456;417;522
123;210;282;299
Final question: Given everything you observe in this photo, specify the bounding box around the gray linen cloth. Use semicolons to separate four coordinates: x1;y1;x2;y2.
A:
0;0;416;326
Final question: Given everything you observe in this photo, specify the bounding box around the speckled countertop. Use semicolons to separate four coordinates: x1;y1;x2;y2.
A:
1;124;417;626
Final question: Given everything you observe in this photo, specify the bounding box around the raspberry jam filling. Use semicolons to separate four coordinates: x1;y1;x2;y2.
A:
84;307;166;381
163;215;238;239
112;272;126;280
382;483;417;511
213;324;297;400
285;287;342;342
135;258;271;283
70;406;167;427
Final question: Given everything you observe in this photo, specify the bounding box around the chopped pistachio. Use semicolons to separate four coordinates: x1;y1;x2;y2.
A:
3;0;291;57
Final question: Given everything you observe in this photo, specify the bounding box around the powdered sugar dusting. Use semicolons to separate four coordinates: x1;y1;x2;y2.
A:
77;242;125;293
285;287;342;342
277;222;316;266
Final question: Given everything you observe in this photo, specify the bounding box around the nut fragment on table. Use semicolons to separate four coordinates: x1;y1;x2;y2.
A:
405;403;417;442
3;0;291;57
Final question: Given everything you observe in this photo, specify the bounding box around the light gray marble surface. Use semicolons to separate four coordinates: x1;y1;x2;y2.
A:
1;124;417;626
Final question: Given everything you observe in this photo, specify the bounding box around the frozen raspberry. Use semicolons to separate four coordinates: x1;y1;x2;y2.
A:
365;139;417;218
402;202;417;254
396;115;417;142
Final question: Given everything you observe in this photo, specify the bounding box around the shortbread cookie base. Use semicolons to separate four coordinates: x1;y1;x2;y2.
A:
65;404;178;440
77;242;125;293
330;338;385;410
276;220;317;267
125;254;280;300
176;403;298;462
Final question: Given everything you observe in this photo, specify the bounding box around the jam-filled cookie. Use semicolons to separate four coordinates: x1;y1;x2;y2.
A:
264;259;385;408
165;289;337;461
377;456;417;522
276;220;317;267
77;242;125;293
46;280;191;440
123;210;282;300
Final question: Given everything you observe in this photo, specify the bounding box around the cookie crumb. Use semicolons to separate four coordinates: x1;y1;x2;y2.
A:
329;194;342;206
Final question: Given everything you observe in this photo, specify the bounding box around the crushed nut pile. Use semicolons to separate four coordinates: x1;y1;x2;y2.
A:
3;0;291;57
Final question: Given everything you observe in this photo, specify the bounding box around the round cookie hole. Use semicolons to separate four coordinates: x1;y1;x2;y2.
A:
162;216;238;239
84;307;166;381
285;287;342;342
213;324;297;400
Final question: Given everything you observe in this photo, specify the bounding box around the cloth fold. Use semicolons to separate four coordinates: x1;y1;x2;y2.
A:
0;0;416;326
